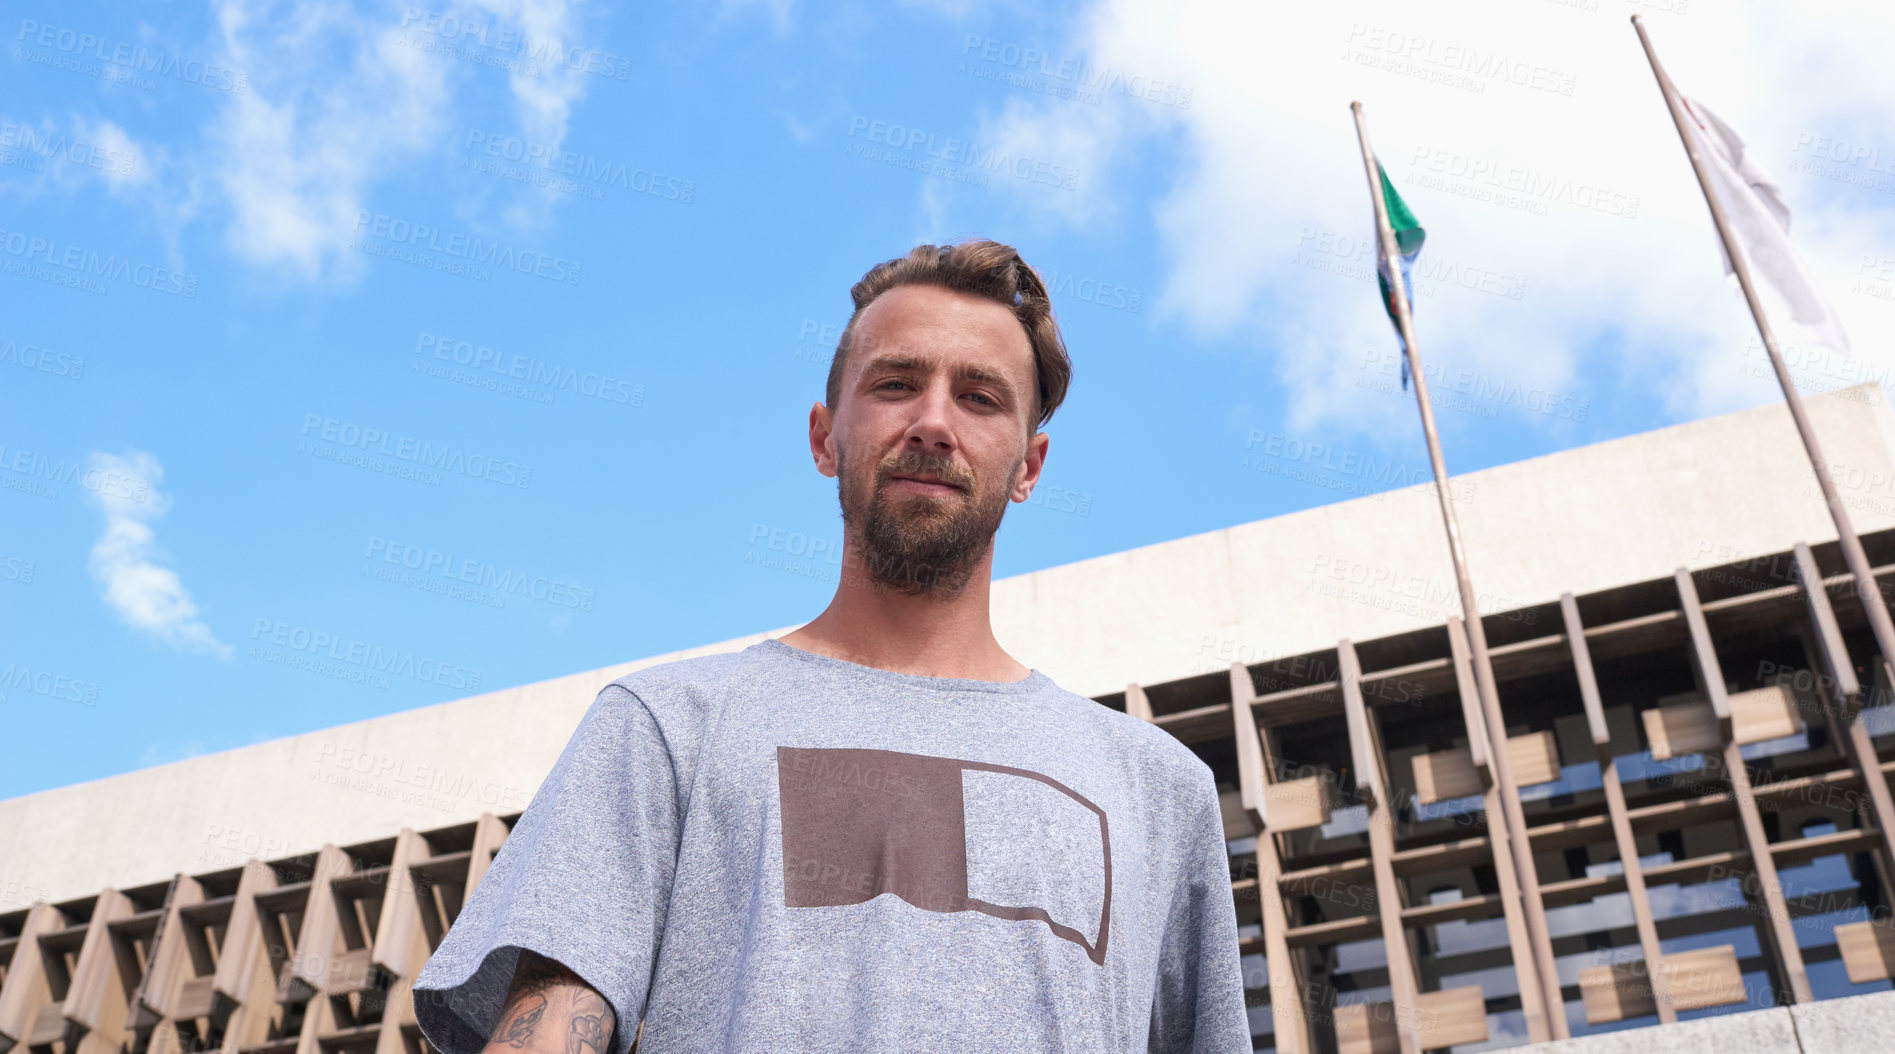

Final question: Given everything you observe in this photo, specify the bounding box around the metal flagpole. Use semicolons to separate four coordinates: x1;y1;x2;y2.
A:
1631;17;1895;727
1634;15;1895;1008
1349;101;1568;1040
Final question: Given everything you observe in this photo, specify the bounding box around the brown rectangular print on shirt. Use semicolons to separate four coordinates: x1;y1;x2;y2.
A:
776;745;1113;966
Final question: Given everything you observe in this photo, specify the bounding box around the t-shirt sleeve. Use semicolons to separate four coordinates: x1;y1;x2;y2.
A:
411;683;680;1054
1147;772;1251;1054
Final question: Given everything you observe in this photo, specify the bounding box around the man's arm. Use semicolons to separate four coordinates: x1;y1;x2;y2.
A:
412;683;680;1054
482;950;617;1054
1149;783;1251;1053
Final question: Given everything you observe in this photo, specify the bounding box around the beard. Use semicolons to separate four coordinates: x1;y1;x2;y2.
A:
835;444;1018;598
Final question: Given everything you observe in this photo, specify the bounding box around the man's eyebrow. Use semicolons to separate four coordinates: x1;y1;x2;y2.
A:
858;353;1020;402
959;363;1018;401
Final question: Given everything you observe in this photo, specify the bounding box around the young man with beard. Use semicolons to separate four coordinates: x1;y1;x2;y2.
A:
411;240;1249;1053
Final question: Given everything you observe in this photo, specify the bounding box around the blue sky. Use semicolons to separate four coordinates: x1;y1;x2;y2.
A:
4;0;1894;799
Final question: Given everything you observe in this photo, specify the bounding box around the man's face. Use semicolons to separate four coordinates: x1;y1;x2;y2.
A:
812;284;1049;597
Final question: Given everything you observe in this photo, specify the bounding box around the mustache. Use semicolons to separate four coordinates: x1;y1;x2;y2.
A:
877;452;973;490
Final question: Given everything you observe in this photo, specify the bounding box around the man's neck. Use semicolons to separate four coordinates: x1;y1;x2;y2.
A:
778;543;1030;683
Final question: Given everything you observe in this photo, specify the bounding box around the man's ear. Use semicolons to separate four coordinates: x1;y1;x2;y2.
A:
809;401;838;478
1010;431;1050;503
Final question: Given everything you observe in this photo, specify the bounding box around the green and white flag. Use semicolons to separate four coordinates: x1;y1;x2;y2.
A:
1373;163;1427;390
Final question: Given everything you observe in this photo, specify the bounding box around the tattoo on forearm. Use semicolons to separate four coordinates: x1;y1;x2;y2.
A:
486;951;617;1054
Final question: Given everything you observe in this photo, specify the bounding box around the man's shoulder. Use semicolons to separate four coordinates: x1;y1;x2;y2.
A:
1036;675;1216;797
600;643;763;709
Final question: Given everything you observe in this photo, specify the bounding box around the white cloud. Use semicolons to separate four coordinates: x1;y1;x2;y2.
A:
979;92;1130;228
775;107;816;143
459;0;592;227
958;0;1895;436
915;179;954;244
203;0;603;274
0;116;153;196
86;451;233;659
721;0;796;36
897;0;991;17
209;0;454;279
83;119;151;189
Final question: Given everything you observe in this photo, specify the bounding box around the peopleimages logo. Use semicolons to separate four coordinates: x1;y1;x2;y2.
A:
845;116;1080;191
0;663;100;706
250;619;483;691
956;35;1193;110
0;444;152;502
415;333;641;406
1342;23;1578;97
14;19;249;93
462;130;694;203
397;7;634;81
298;414;532;489
1034;267;1141;313
365;536;598;612
0;338;85;379
0;120;139;179
0;228;199;297
1407;145;1639;220
351;212;582;285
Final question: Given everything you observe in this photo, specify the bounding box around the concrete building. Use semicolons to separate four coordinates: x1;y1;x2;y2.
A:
8;383;1895;1054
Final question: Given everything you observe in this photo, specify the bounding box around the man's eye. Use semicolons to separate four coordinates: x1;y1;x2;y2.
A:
965;392;997;407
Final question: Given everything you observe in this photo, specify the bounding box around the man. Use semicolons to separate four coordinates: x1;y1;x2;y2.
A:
411;239;1249;1053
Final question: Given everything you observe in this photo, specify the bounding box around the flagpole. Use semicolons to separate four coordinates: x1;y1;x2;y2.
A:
1630;15;1895;677
1349;101;1567;1041
1632;16;1895;764
1634;16;1895;1008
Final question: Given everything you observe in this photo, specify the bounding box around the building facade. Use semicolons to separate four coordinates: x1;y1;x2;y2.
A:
9;385;1895;1053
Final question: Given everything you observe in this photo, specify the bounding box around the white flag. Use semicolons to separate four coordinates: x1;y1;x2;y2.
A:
1680;95;1853;356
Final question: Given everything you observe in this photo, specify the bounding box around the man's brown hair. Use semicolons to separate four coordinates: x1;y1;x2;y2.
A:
825;239;1072;433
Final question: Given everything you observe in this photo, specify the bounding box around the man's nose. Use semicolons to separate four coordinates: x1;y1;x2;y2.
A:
905;386;957;450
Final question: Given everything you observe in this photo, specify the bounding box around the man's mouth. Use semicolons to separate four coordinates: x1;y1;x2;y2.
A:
889;474;963;495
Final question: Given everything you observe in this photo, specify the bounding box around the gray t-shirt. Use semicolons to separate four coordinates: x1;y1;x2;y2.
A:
411;637;1248;1054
